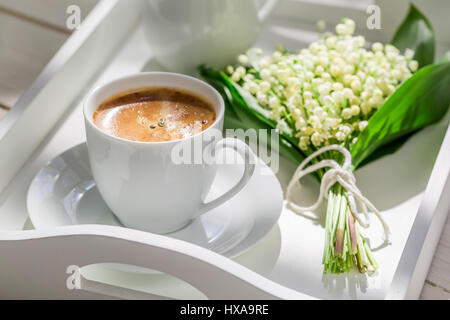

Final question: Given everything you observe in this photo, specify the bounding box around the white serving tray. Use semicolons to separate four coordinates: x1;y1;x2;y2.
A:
0;0;449;300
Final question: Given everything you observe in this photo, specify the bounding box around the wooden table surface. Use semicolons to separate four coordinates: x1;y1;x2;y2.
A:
0;0;448;300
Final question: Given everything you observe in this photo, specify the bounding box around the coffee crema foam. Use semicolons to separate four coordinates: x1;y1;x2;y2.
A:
93;87;216;142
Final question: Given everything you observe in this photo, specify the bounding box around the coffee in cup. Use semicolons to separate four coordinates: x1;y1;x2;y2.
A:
83;72;256;234
93;87;216;143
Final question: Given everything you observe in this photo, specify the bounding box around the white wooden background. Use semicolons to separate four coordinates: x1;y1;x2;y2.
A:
0;0;448;299
0;0;96;117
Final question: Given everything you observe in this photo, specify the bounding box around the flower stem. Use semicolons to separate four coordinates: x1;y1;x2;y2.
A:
323;184;377;274
348;207;358;254
335;190;348;256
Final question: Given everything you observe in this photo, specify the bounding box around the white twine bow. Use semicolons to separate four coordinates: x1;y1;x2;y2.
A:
286;145;390;242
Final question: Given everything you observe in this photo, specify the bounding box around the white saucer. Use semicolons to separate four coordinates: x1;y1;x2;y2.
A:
27;143;283;273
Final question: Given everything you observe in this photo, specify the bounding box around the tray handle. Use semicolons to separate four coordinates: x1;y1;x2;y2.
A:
0;225;309;300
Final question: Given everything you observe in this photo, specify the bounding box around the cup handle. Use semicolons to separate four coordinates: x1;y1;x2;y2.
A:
257;0;279;23
197;138;256;217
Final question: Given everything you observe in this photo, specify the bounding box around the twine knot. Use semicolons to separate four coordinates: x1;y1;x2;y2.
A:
286;145;390;242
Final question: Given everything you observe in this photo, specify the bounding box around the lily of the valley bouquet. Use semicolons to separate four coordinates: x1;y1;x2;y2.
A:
201;5;450;274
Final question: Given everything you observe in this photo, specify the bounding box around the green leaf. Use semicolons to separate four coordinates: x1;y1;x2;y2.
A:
351;61;450;169
391;4;435;66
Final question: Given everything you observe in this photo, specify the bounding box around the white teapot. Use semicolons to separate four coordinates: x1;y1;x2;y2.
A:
143;0;278;74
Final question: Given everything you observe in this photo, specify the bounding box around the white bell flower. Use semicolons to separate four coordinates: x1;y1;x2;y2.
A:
238;55;249;65
227;18;416;149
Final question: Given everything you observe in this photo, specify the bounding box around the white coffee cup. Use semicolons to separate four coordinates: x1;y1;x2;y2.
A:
143;0;279;74
83;72;256;234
